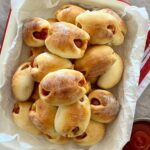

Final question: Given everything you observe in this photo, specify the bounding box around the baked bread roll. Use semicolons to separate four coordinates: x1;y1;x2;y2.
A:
29;99;57;134
28;47;47;62
31;52;73;82
12;62;34;101
22;17;50;47
39;69;87;106
97;53;124;89
73;120;105;146
74;45;116;79
56;4;85;24
12;102;40;134
29;99;68;144
88;90;120;123
54;95;91;137
100;8;127;37
76;10;125;45
45;22;90;59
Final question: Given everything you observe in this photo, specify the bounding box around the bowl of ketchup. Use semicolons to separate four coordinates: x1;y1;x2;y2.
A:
123;118;150;150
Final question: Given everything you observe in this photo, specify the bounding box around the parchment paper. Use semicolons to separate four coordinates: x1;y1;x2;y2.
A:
0;0;149;150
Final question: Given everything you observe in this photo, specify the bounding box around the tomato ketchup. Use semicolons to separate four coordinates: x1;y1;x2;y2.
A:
123;120;150;150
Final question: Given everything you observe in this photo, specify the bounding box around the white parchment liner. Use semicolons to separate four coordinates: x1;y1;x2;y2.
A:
0;0;149;150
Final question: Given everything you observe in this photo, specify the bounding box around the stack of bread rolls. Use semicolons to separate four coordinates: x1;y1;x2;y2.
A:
11;4;127;146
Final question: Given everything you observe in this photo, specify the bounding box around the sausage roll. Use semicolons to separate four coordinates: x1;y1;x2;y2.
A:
39;69;87;106
12;102;40;134
76;10;126;45
56;4;85;24
73;120;105;146
12;62;34;101
29;99;68;144
88;90;120;123
100;8;127;37
31;52;73;82
55;95;91;138
74;45;116;79
22;17;50;47
97;53;124;89
45;22;90;58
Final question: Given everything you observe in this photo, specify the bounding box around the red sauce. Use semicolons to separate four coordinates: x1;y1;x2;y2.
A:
33;28;48;40
12;103;20;114
78;79;85;86
74;39;83;48
76;132;87;139
123;121;150;150
91;98;101;105
41;88;50;96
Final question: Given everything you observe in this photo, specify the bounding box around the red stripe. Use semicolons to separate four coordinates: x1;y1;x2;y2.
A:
139;28;150;84
117;0;131;5
142;47;150;62
0;9;11;53
145;30;150;51
139;57;150;84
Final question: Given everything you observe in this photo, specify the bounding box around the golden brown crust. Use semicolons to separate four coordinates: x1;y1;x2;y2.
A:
45;22;90;59
29;100;56;134
31;52;73;82
12;102;40;134
74;45;116;79
73;120;105;146
22;17;50;47
99;8;127;35
39;69;87;106
76;10;126;45
97;53;124;89
54;95;91;137
56;4;85;24
29;99;69;144
88;90;120;123
12;62;34;101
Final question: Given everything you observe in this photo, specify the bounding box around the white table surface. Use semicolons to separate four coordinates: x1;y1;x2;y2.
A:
0;0;150;149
